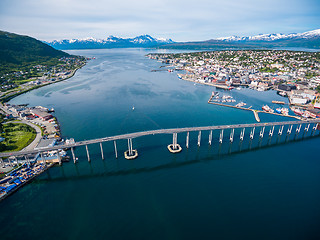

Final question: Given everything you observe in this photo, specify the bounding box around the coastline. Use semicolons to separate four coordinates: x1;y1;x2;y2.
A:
0;61;86;198
0;62;86;103
0;163;56;202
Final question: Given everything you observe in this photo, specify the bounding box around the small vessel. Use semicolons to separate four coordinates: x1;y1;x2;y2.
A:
279;91;287;96
235;102;246;108
132;106;135;111
281;108;289;116
293;108;303;116
262;105;274;113
275;108;282;114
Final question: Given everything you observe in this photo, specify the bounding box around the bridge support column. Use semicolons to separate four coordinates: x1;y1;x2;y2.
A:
24;155;30;165
71;147;76;163
85;145;90;162
100;142;104;160
168;133;182;153
250;127;255;140
230;129;234;143
197;131;201;146
260;126;265;138
313;123;318;131
311;123;318;136
278;125;284;135
269;126;274;137
296;124;301;134
304;124;310;132
208;130;212;145
114;140;118;159
186;132;189;148
240;128;245;141
40;152;46;165
287;125;293;135
219;129;224;143
57;150;62;165
125;138;138;160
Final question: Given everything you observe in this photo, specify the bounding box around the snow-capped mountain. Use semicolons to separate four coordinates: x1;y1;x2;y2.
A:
217;29;320;42
46;34;174;50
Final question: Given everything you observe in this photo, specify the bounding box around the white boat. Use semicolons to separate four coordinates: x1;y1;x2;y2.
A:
262;105;274;113
292;108;303;116
132;106;135;111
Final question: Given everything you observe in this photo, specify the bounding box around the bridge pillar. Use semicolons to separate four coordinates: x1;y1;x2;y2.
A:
208;130;212;145
71;147;76;163
100;142;104;160
304;124;310;132
278;125;284;135
287;125;293;135
24;155;30;165
269;126;274;137
40;152;46;165
250;127;255;139
219;129;224;143
230;129;234;143
57;150;62;165
313;123;318;131
114;140;118;158
260;126;265;138
85;145;90;162
240;128;245;141
125;138;138;160
296;124;302;134
168;133;182;153
197;131;201;146
186;132;189;148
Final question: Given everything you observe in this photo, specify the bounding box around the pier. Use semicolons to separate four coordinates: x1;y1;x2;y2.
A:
208;95;302;122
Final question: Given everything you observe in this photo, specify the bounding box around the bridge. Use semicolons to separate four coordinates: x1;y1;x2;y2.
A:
0;119;319;164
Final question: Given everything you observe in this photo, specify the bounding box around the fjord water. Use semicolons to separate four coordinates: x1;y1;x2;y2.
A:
1;48;320;240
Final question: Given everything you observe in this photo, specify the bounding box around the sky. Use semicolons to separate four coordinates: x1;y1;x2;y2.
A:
0;0;319;42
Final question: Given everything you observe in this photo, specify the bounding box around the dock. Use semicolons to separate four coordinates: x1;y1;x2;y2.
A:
253;110;260;122
207;95;301;122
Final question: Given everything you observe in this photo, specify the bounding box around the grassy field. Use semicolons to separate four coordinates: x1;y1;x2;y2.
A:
0;122;36;152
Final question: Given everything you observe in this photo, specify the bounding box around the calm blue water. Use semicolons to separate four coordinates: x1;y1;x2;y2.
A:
1;48;320;240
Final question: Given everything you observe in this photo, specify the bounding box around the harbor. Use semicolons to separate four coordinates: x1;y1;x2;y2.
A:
0;161;55;201
207;92;314;122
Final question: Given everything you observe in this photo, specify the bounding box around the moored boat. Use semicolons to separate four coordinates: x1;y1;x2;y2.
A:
262;105;274;113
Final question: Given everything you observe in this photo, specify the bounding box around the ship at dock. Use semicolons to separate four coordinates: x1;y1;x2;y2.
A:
262;105;274;113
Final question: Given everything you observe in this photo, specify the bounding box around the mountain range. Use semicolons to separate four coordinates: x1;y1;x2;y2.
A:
161;29;320;50
216;29;320;42
46;29;320;50
46;35;174;50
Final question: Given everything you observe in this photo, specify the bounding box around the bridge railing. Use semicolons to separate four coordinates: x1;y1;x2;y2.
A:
0;119;319;160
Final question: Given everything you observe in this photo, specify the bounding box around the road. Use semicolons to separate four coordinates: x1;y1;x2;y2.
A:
0;119;318;158
0;103;42;152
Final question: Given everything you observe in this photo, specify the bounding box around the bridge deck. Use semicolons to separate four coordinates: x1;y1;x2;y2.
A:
0;119;318;158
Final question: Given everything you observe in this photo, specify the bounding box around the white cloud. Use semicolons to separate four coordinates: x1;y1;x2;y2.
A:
0;0;319;41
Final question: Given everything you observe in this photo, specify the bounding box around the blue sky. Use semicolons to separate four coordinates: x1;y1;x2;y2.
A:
0;0;319;41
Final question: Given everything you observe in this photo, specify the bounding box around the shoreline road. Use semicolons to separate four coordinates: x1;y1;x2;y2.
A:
0;103;42;152
20;120;42;151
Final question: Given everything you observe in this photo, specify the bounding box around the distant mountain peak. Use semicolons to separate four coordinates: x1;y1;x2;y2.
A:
216;29;320;42
46;34;174;50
